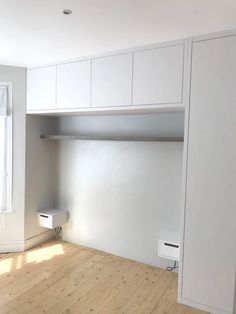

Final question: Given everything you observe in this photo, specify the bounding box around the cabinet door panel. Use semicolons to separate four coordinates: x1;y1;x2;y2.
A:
91;53;132;108
57;60;91;109
27;66;56;110
133;45;184;105
182;36;236;313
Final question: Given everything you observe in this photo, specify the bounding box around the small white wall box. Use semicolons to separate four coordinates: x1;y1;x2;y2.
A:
158;240;180;261
38;209;68;229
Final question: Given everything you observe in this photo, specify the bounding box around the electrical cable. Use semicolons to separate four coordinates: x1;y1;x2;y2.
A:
54;226;62;240
166;260;178;271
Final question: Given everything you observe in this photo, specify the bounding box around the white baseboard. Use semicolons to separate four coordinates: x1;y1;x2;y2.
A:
0;241;25;253
24;230;55;251
181;297;231;314
0;230;55;253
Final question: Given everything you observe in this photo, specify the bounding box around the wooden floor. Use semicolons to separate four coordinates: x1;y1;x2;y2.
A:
0;240;207;314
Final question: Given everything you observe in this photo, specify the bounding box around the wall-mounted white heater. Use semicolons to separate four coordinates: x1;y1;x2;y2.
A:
158;239;180;261
38;209;68;229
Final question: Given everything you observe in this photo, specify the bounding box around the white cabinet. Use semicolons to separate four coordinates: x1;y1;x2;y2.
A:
91;53;132;108
57;60;91;109
133;45;184;105
26;43;185;113
27;66;56;111
182;35;236;314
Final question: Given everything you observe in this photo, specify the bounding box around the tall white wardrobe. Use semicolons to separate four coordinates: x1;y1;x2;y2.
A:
26;30;236;314
179;32;236;314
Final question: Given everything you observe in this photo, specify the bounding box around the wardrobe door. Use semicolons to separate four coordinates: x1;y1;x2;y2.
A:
91;53;132;108
182;36;236;313
133;44;184;105
57;60;91;109
27;66;56;111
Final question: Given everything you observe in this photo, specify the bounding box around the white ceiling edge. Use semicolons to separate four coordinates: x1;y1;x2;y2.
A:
1;0;236;67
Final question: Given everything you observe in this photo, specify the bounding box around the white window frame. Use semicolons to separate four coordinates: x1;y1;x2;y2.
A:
0;82;12;213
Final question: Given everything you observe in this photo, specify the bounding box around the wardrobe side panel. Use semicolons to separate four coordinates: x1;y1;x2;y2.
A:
182;36;236;313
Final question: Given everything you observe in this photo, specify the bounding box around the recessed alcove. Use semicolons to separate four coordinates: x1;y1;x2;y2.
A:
25;110;184;268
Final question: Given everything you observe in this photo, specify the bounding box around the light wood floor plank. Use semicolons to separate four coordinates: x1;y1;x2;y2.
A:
151;274;178;313
44;256;133;313
0;240;208;314
64;260;144;313
9;251;104;313
0;242;86;312
0;240;78;288
114;267;164;314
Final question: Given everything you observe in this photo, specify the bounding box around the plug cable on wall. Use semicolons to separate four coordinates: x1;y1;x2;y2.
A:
54;226;62;240
166;260;178;271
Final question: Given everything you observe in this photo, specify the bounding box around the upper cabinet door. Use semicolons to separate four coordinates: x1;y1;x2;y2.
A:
133;45;184;105
91;53;132;108
57;60;91;109
27;66;56;111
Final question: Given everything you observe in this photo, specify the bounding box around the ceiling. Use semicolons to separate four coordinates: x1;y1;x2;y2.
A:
1;0;236;67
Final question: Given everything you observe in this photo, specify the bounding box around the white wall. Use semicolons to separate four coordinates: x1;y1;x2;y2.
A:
0;65;26;247
56;113;184;139
0;67;56;250
54;115;183;267
25;115;57;240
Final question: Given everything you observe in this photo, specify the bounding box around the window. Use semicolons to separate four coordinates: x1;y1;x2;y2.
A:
0;84;12;212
